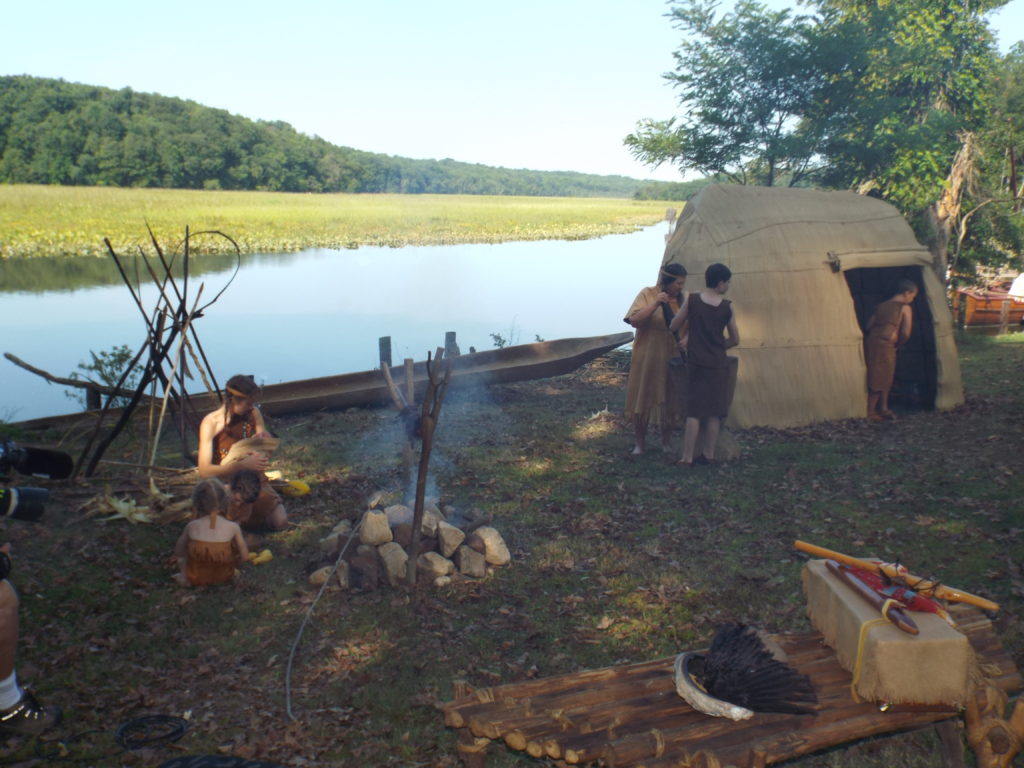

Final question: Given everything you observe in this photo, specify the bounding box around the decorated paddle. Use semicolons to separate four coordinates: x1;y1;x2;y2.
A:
825;560;919;635
840;563;955;626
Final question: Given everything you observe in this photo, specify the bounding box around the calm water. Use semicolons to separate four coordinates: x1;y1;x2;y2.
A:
1;225;671;421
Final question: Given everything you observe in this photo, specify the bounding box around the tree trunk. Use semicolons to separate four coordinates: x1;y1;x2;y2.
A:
924;202;952;283
928;131;978;283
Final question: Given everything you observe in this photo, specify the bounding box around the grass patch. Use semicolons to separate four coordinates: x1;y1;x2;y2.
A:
0;184;677;258
2;333;1022;766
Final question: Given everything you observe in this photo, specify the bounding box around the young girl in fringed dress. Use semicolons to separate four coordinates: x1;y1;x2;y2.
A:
173;478;249;587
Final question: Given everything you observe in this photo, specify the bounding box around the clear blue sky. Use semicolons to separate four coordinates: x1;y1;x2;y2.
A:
2;0;1022;183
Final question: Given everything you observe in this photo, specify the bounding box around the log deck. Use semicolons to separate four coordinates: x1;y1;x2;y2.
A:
440;604;1021;768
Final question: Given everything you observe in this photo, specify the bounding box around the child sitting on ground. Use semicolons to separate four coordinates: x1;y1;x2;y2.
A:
173;478;249;587
228;469;267;549
228;469;263;520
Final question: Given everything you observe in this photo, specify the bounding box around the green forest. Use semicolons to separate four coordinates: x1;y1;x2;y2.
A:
625;0;1024;278
0;75;667;198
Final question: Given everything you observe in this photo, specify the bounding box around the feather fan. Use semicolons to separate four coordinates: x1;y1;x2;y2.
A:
686;623;817;716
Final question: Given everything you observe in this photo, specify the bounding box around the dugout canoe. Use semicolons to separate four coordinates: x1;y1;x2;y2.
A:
241;330;634;417
13;331;633;430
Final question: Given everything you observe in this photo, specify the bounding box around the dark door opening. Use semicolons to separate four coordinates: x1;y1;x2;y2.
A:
844;266;937;410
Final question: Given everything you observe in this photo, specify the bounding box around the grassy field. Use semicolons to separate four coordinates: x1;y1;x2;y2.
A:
0;331;1021;766
0;185;677;259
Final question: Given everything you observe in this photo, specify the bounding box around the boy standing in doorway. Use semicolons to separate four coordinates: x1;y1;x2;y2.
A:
865;279;918;422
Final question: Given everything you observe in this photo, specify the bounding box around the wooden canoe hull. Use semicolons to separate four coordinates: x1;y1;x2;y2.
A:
258;330;633;417
14;331;633;430
953;288;1024;327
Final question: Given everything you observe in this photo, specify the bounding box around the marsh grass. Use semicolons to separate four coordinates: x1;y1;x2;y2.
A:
0;184;677;259
1;332;1021;766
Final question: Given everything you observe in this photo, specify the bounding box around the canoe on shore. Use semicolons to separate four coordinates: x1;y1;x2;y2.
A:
237;330;634;418
13;331;634;431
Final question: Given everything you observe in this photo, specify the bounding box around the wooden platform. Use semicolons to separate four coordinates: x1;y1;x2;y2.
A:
440;605;1021;767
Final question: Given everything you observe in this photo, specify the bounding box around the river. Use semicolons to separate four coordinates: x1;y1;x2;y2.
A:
1;224;672;421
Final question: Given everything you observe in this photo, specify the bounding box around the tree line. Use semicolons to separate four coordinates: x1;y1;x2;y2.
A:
626;0;1024;280
0;75;664;199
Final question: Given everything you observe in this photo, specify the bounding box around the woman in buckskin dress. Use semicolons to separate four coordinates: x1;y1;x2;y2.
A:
623;263;688;454
197;374;287;531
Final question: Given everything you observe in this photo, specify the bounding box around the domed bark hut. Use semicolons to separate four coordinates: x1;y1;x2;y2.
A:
663;185;963;428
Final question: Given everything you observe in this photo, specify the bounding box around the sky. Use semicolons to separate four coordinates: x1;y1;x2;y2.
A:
3;0;1024;184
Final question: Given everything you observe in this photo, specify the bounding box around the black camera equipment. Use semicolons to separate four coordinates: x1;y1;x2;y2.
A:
0;440;73;522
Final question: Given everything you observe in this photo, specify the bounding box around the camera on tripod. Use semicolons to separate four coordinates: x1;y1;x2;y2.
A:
0;440;73;522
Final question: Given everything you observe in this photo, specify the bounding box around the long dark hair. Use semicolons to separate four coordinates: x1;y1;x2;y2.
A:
660;263;688;289
223;374;259;417
659;264;687;332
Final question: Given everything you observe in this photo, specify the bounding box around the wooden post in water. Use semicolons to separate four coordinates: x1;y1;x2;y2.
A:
379;336;392;367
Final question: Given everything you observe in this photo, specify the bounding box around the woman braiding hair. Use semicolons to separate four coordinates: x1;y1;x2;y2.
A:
622;263;689;455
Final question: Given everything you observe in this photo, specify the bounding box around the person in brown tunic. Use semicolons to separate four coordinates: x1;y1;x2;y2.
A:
197;374;287;531
670;263;739;466
173;478;249;587
623;264;688;454
864;280;917;422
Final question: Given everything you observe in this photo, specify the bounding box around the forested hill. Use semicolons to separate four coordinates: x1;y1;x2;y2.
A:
0;75;670;198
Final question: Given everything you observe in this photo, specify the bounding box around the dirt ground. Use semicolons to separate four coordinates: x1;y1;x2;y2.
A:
1;333;1022;767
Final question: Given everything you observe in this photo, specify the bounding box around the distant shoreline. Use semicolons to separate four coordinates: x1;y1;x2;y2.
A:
0;184;680;259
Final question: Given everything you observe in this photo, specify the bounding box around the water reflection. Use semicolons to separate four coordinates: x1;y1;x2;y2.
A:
0;250;320;294
1;225;670;421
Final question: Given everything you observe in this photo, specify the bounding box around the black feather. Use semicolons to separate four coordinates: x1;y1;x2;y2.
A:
695;624;817;715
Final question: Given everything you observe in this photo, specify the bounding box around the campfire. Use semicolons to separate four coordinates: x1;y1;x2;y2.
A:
309;496;510;590
304;338;511;591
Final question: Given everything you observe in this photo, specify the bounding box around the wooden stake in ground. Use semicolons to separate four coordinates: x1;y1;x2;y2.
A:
377;346;453;590
406;348;452;589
